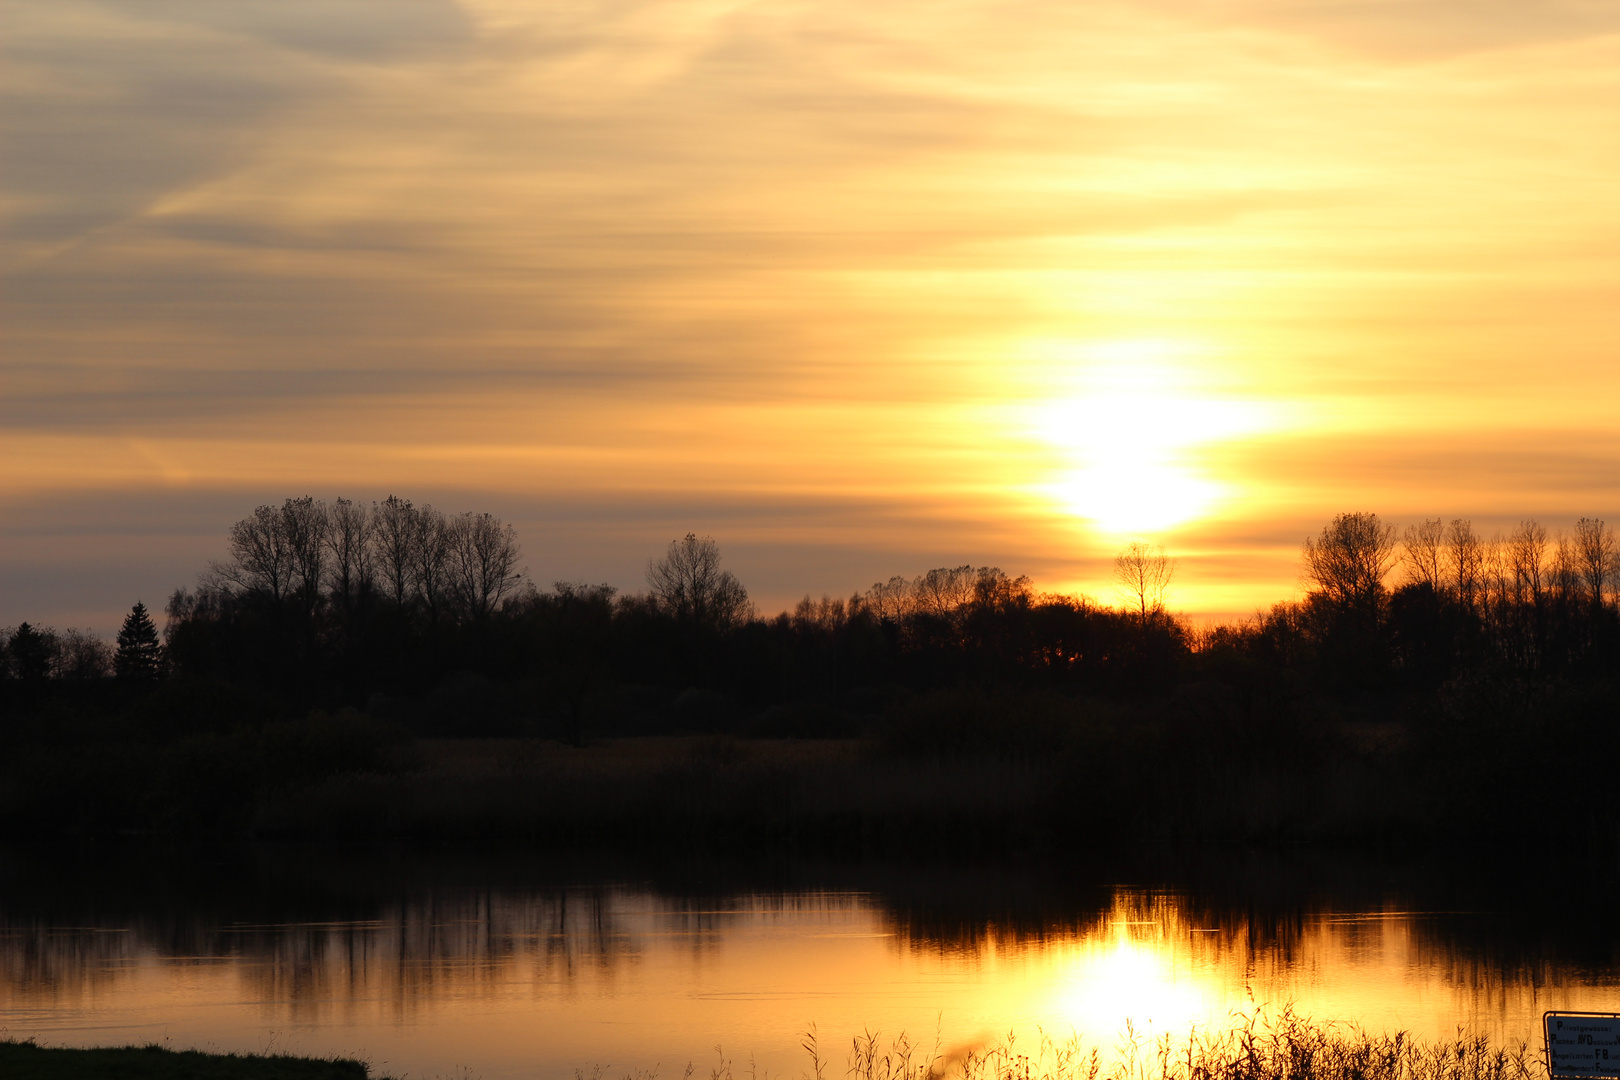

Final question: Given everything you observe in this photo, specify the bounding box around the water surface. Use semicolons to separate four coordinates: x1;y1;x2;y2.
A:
0;846;1611;1079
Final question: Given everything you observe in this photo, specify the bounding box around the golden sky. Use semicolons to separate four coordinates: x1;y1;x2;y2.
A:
5;0;1620;629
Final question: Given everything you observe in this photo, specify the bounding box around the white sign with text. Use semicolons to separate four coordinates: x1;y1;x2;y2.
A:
1547;1013;1620;1078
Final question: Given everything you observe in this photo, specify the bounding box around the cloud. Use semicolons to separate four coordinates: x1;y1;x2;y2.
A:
1111;0;1620;60
88;0;475;60
1241;1;1620;59
1;3;333;243
6;0;1620;626
0;361;699;430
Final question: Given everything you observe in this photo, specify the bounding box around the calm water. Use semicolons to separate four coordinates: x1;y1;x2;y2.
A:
1;845;1614;1079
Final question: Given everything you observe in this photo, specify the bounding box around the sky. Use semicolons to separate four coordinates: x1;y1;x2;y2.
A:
5;0;1620;633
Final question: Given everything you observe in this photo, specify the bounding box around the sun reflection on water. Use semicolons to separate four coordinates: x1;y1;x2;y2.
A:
3;878;1616;1080
1048;912;1220;1042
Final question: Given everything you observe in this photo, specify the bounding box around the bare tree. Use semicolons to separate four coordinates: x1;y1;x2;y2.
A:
449;511;525;620
222;503;294;600
1114;542;1175;622
647;533;752;629
1509;519;1548;606
211;493;528;624
412;505;453;622
1484;532;1510;617
1552;531;1581;605
1401;519;1445;591
324;497;375;610
54;628;112;680
1575;517;1615;610
281;496;329;608
372;495;419;606
912;566;976;620
861;575;912;623
792;594;848;633
1302;512;1398;615
1447;519;1483;609
972;567;1034;611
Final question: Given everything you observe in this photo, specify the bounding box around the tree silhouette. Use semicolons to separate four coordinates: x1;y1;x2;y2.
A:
1574;517;1615;612
912;566;976;621
1447;519;1483;610
7;623;54;681
863;575;912;624
325;497;375;611
221;503;293;600
411;504;453;624
1509;519;1549;607
56;628;112;680
538;582;618;745
1401;519;1444;591
373;495;419;606
1303;512;1397;618
1114;542;1175;624
647;534;751;629
282;496;329;608
115;601;164;681
449;512;525;620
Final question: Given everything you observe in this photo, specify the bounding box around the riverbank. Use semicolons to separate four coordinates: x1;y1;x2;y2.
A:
0;1040;383;1079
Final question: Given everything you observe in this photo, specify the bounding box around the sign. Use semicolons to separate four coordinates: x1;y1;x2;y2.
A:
1547;1013;1620;1078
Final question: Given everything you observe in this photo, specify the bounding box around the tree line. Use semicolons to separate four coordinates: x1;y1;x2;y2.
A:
2;500;1617;736
6;499;1620;848
1224;511;1620;689
207;495;526;623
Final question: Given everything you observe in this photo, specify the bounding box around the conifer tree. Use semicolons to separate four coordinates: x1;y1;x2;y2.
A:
114;601;163;680
7;623;54;681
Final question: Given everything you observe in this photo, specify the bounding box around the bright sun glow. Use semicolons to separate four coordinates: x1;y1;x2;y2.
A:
1048;918;1217;1040
1026;340;1275;536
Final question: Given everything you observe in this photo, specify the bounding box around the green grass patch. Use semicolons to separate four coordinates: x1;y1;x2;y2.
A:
0;1039;381;1080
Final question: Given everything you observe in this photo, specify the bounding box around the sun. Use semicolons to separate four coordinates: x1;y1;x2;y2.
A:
1025;339;1272;537
1053;461;1219;535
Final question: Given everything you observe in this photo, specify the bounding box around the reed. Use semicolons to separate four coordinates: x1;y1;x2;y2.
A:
594;1013;1539;1080
830;1012;1537;1080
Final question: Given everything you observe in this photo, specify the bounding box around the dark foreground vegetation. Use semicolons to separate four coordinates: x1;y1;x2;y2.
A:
0;1040;378;1080
801;1011;1538;1080
0;1015;1535;1080
2;499;1617;853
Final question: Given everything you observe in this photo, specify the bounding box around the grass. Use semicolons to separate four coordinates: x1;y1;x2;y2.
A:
0;1039;384;1079
637;1012;1541;1080
826;1012;1537;1080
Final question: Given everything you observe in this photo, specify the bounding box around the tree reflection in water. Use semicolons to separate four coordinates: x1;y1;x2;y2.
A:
0;844;1616;1079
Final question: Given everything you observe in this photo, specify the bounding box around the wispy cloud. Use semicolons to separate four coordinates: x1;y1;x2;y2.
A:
5;0;1620;626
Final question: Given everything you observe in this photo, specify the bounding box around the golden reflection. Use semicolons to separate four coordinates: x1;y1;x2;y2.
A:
4;886;1619;1079
1049;905;1216;1039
